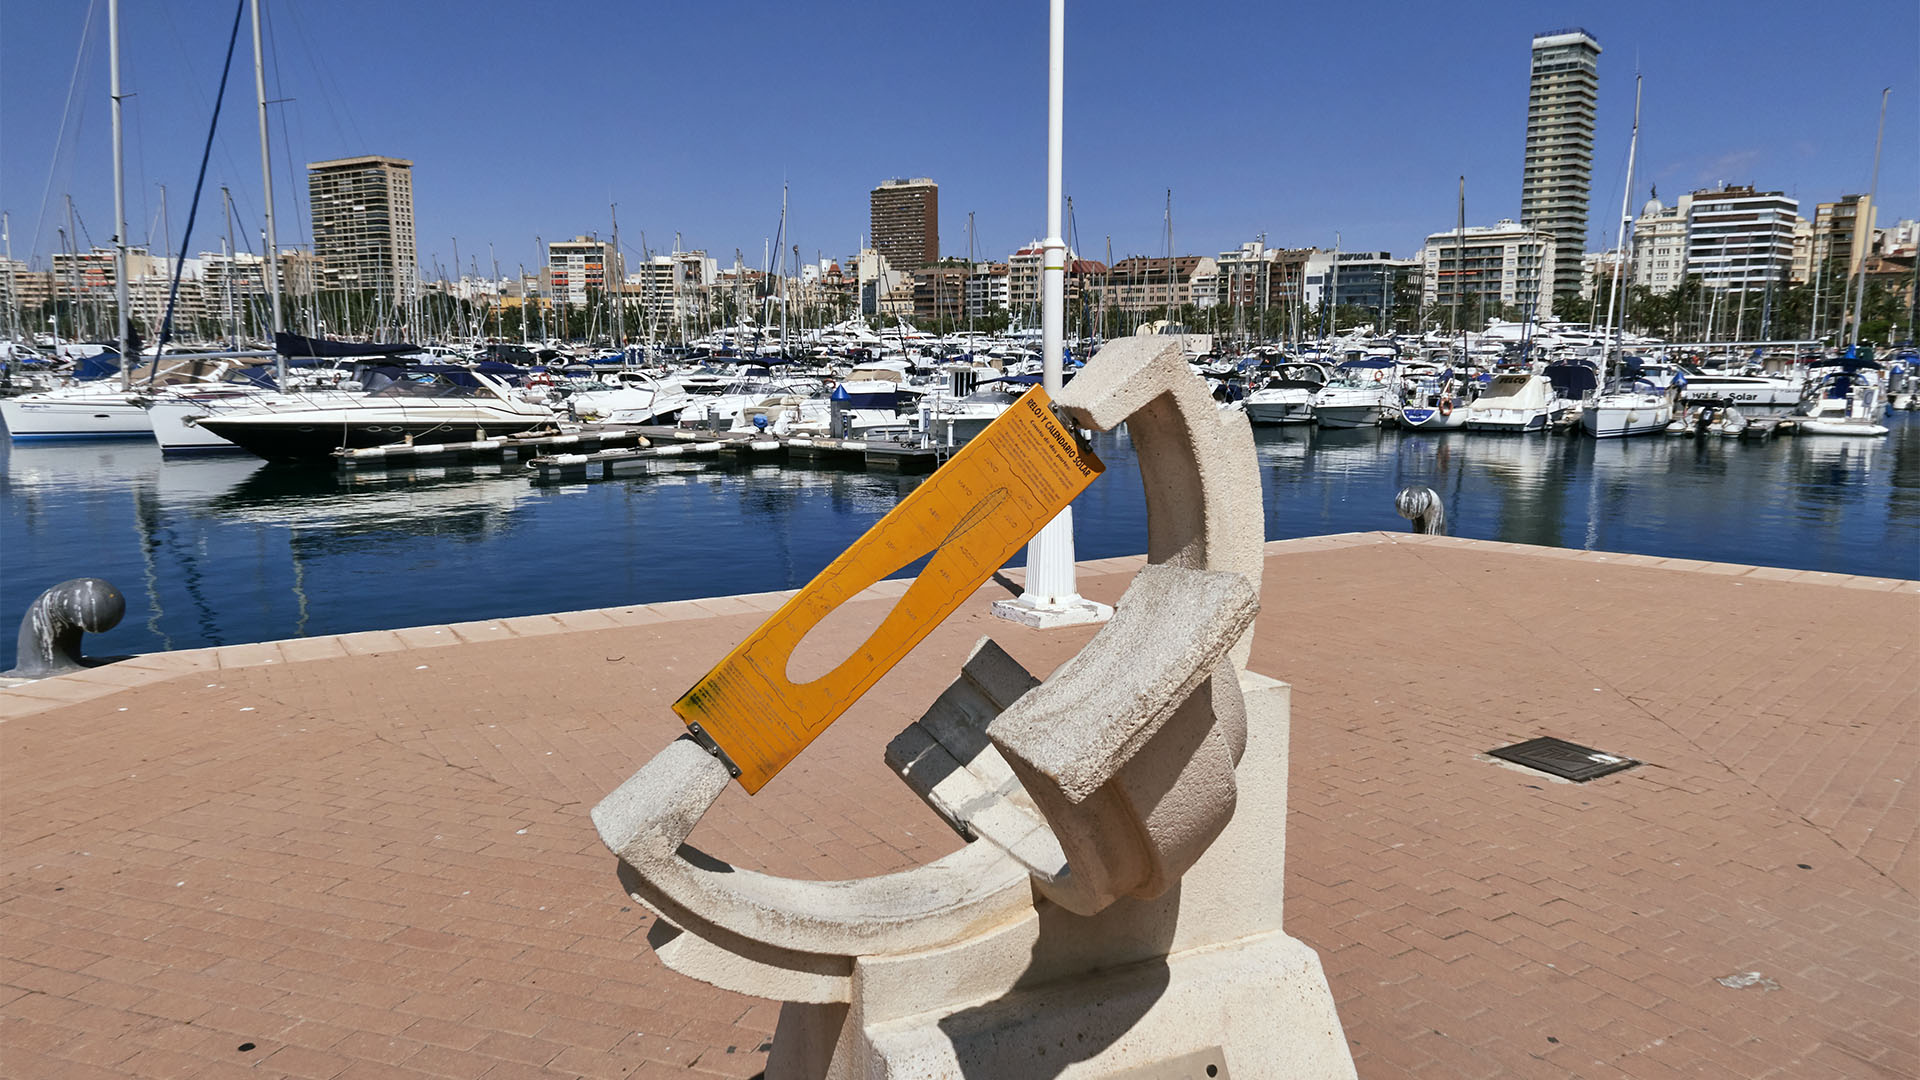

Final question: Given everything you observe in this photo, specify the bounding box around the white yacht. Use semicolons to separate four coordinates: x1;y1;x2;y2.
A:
1672;366;1805;414
2;355;237;441
1398;369;1469;431
1793;362;1889;437
568;375;697;425
194;373;555;462
1580;378;1673;438
1309;358;1397;429
1244;363;1329;425
1463;372;1556;432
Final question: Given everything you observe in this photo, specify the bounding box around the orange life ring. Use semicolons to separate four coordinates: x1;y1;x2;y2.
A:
1439;398;1454;418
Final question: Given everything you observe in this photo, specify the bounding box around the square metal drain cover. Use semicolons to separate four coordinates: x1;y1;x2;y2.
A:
1488;736;1638;782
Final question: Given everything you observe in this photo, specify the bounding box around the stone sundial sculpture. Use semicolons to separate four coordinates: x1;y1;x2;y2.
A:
593;337;1357;1078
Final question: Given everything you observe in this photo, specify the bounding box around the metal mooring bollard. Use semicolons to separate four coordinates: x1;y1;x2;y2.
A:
1395;485;1448;536
5;578;126;679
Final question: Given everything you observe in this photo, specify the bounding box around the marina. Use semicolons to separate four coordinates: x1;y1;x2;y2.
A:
4;411;1915;671
2;0;1915;1075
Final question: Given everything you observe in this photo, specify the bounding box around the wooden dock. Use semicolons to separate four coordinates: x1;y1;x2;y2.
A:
331;426;656;470
333;423;952;482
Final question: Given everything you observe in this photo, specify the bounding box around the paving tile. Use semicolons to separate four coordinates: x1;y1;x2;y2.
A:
336;629;409;655
394;626;460;649
447;622;516;644
0;540;1910;1080
279;636;351;663
214;642;288;668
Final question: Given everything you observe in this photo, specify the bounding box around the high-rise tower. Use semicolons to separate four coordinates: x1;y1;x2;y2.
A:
869;178;939;269
1521;29;1600;301
308;155;418;301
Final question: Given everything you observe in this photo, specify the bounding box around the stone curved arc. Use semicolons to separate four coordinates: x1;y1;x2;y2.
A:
594;334;1267;962
596;738;1035;959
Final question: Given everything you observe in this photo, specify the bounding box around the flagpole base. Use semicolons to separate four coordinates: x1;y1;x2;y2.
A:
991;592;1113;629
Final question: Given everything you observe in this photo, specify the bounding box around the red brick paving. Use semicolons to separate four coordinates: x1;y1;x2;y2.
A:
1;532;1914;1078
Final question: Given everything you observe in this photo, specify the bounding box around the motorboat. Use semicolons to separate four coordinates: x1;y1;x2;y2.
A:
1579;378;1674;438
1309;358;1397;429
1244;363;1329;425
194;372;555;462
1792;359;1889;437
568;375;697;425
1672;366;1805;414
142;365;364;454
1463;372;1556;433
1;354;235;440
1397;368;1469;431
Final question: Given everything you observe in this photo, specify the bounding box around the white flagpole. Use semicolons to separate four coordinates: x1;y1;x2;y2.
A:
997;0;1111;629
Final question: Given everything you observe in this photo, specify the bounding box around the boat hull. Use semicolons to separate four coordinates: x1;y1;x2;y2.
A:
1399;406;1467;431
1795;419;1889;437
1244;397;1315;425
1464;408;1550;433
1579;401;1673;439
197;416;550;462
147;399;250;453
1;395;152;440
1312;404;1381;429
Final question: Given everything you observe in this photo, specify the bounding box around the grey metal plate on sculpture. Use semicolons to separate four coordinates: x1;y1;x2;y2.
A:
1107;1046;1232;1079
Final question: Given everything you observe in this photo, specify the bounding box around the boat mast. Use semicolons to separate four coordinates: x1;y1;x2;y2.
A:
1810;231;1826;347
1602;76;1641;374
1164;189;1174;327
250;0;284;383
610;203;625;360
2;211;17;348
1328;230;1340;341
1847;87;1889;350
1453;176;1464;364
778;184;789;356
110;0;131;389
222;186;237;348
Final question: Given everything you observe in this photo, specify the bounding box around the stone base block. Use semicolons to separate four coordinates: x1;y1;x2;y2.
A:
990;594;1114;629
778;929;1354;1079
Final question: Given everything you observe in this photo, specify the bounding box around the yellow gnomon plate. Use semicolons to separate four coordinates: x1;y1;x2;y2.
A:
674;387;1103;793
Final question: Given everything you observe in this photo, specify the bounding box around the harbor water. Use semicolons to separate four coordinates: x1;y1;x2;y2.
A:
5;416;1917;669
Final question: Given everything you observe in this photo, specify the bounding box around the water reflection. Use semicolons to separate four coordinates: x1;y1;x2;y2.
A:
4;414;1916;666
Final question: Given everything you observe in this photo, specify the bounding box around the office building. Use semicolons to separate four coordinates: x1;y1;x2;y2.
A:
547;236;622;307
1632;191;1693;292
307;155;418;300
1302;251;1418;320
964;263;1010;319
869;178;939;269
1521;29;1601;299
1006;244;1104;317
1419;220;1557;313
1685;186;1798;293
1102;256;1219;317
1813;195;1877;283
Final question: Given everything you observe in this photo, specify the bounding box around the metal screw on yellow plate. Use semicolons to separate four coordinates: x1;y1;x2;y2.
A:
674;387;1104;794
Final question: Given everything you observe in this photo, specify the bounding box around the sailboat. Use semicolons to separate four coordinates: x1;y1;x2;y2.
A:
1;1;145;441
1581;76;1673;439
1791;88;1894;438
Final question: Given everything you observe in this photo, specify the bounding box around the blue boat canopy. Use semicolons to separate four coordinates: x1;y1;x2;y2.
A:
276;331;416;359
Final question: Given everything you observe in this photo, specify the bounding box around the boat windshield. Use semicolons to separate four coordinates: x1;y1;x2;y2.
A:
367;377;493;399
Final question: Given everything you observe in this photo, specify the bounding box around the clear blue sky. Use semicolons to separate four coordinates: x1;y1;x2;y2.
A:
3;0;1913;277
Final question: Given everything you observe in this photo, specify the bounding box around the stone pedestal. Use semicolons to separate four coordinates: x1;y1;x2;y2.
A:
765;673;1354;1079
591;340;1355;1080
